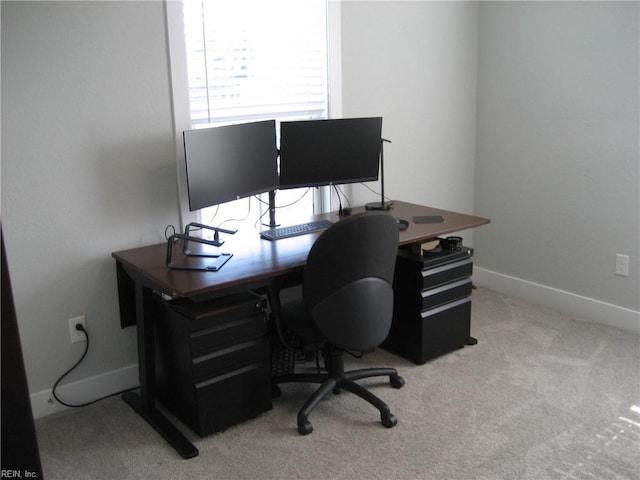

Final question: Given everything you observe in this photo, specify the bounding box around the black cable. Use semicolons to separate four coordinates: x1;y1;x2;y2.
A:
52;324;138;408
208;197;253;230
359;182;393;204
339;184;351;210
164;224;176;241
254;203;273;230
253;188;312;209
333;185;344;214
333;184;351;215
253;189;313;230
202;204;221;225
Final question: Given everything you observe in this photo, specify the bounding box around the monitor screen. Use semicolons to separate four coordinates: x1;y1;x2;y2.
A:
278;117;383;189
183;120;279;211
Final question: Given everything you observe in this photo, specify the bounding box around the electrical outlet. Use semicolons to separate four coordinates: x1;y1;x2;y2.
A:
68;316;87;344
615;254;630;277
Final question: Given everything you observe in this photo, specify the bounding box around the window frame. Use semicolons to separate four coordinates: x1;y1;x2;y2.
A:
164;0;343;231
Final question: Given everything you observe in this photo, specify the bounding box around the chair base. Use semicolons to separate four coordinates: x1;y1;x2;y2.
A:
274;367;405;435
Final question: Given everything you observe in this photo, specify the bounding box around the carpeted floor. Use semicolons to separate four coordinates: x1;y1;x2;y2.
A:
34;287;640;479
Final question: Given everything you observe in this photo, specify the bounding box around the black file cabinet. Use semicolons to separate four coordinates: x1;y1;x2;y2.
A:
152;292;273;436
383;246;475;364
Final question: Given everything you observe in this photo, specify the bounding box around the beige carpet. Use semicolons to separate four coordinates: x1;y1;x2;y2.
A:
35;287;640;479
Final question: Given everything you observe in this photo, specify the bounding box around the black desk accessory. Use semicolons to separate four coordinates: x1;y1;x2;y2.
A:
396;218;409;231
440;236;463;251
166;223;236;271
366;138;394;211
183;222;236;250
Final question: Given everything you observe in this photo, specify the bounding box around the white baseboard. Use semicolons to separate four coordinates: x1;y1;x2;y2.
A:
473;267;640;336
31;364;139;420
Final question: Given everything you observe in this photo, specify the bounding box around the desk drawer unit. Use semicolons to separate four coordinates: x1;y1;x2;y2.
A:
153;292;272;436
383;247;475;364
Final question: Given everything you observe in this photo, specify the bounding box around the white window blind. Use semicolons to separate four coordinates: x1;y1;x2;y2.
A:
181;0;329;228
182;0;328;127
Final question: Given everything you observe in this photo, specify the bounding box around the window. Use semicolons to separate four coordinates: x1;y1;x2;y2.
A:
181;0;329;230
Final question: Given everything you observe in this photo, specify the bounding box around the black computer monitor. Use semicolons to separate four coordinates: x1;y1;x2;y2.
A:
183;120;279;211
278;117;383;189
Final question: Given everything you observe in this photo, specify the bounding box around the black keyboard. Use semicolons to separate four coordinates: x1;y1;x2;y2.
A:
260;220;333;241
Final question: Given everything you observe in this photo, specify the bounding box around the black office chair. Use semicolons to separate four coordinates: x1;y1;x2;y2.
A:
272;212;405;435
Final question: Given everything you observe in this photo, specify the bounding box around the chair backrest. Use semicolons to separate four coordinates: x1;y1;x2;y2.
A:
303;212;399;351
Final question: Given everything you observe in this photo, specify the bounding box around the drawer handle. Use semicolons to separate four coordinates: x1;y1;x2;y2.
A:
193;339;266;365
422;278;472;298
421;258;473;278
191;317;260;339
195;362;266;389
421;296;471;318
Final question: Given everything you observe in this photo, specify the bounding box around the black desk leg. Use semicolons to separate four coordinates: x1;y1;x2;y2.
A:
123;283;198;459
122;392;197;459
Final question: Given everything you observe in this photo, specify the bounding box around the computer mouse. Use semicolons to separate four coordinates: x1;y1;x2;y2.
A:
396;218;409;231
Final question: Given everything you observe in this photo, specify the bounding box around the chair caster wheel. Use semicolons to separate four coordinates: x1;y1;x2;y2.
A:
381;413;397;429
390;375;405;389
298;421;313;435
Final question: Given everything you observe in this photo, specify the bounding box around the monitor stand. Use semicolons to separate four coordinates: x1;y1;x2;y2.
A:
263;190;280;228
365;138;394;211
365;199;394;210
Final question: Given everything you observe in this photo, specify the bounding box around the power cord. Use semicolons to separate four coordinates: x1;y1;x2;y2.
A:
333;185;351;215
359;182;393;205
253;188;312;229
52;323;138;408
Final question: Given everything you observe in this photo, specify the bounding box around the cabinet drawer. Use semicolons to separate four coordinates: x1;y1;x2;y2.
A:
189;315;267;353
421;277;472;310
384;296;472;364
192;338;270;379
421;257;472;289
164;293;267;352
194;361;272;436
419;296;472;362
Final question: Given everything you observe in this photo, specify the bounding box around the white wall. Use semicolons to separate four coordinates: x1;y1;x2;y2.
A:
474;2;640;328
339;1;479;219
2;1;180;416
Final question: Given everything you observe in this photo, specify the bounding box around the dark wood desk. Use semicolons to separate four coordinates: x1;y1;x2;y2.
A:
112;201;489;458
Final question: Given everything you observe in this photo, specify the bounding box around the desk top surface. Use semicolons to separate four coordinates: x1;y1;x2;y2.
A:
112;201;489;298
